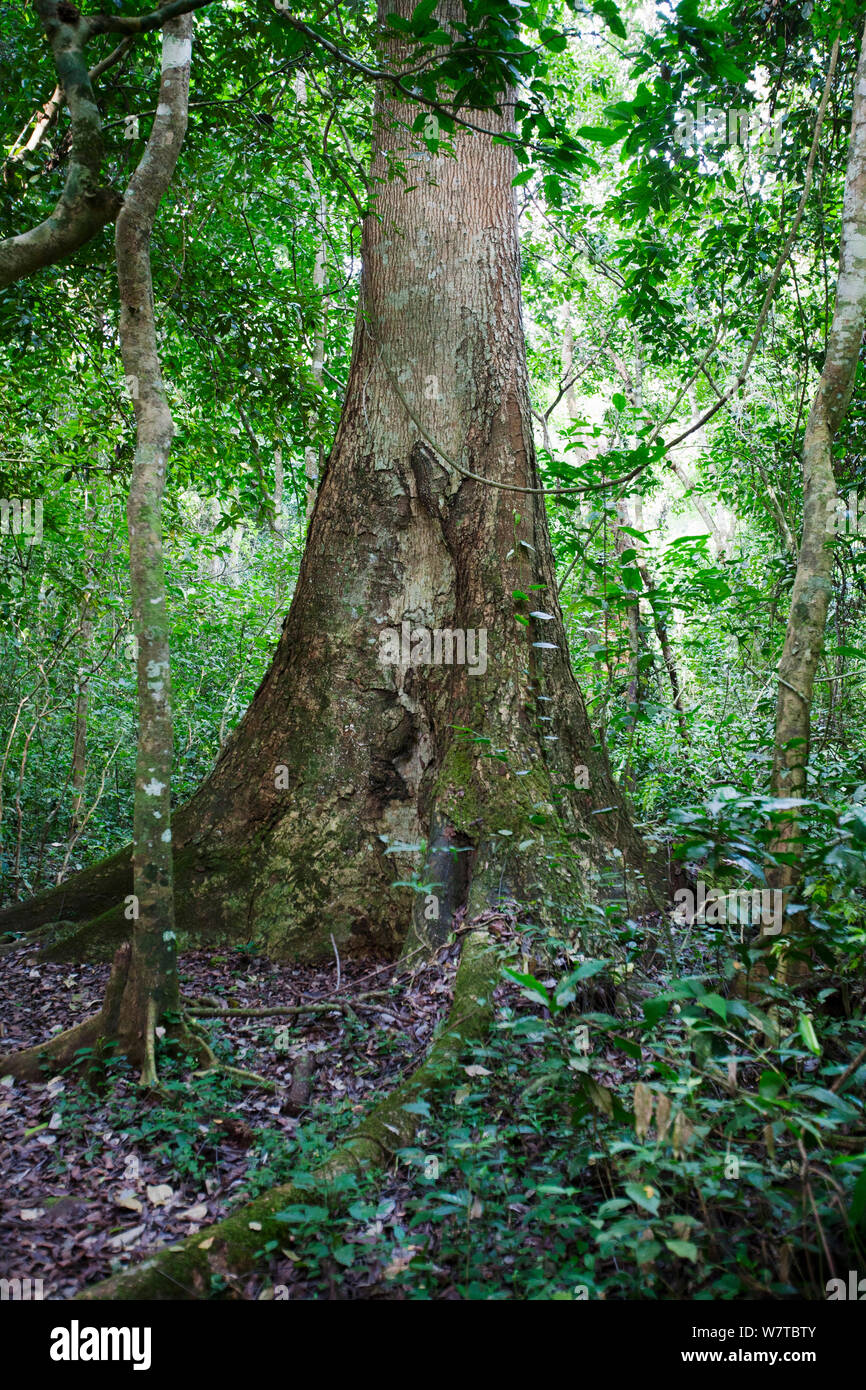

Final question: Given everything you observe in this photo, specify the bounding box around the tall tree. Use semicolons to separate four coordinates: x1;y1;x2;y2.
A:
0;0;654;969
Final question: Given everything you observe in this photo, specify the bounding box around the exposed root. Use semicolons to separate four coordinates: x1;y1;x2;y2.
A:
186;989;388;1019
76;927;499;1300
139;996;159;1089
0;949;240;1087
194;1063;277;1092
0;943;131;1081
0;922;67;956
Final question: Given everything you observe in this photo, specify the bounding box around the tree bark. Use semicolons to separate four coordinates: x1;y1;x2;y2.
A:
112;12;193;1075
0;0;657;965
770;18;866;917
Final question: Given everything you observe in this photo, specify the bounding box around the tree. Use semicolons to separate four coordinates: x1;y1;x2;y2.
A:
0;10;196;1081
111;10;193;1081
769;16;866;959
0;0;655;980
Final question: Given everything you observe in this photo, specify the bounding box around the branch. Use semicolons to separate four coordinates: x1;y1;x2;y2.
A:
85;0;217;37
0;3;122;288
5;38;134;171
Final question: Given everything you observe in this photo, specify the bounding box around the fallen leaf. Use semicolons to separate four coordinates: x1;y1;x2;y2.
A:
179;1203;208;1222
146;1184;173;1207
109;1225;144;1249
114;1191;143;1214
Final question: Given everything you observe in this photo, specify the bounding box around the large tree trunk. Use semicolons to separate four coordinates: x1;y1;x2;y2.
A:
0;1;655;963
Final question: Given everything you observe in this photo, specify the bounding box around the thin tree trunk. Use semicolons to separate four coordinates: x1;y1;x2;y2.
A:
68;598;92;840
113;13;193;1078
294;73;329;522
66;495;95;855
273;447;285;550
770;19;866;938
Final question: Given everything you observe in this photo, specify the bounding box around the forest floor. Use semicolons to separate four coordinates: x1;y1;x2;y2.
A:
3;916;854;1301
0;938;460;1298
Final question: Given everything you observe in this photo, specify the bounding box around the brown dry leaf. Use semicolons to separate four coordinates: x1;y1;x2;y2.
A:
383;1245;419;1279
633;1081;653;1139
671;1111;694;1156
198;1236;215;1250
585;1078;613;1118
179;1203;208;1222
114;1191;143;1214
655;1091;672;1143
109;1224;144;1249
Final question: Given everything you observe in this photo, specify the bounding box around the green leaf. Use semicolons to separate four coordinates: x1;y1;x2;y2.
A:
275;1204;329;1223
576;124;627;147
665;1238;698;1262
642;995;672;1027
758;1070;785;1100
798;1014;822;1057
592;0;627;39
697;993;727;1022
849;1166;866;1226
410;0;438;24
625;1181;660;1214
502;967;552;1009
